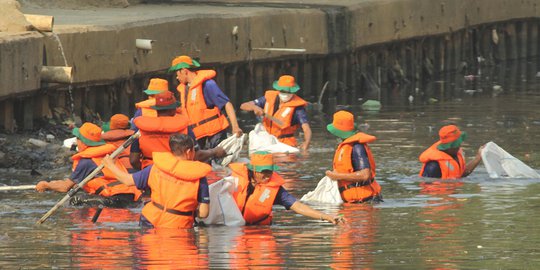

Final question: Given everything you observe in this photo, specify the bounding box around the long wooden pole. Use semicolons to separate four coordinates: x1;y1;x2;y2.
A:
36;131;140;224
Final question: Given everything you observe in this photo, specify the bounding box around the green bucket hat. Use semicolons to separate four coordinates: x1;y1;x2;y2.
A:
150;91;180;111
168;55;201;72
246;151;280;172
273;75;300;93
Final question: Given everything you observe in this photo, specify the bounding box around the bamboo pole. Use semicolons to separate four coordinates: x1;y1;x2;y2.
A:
0;185;36;191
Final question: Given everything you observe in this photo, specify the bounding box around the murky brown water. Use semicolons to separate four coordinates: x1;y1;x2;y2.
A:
2;61;540;269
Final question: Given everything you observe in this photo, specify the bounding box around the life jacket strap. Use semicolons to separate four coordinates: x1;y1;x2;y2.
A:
246;214;270;225
152;201;195;216
277;133;294;139
338;180;373;193
94;181;122;195
188;114;220;129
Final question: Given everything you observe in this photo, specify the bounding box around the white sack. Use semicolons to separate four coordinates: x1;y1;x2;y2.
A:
481;141;540;178
199;176;245;226
63;137;77;149
217;134;246;167
300;176;344;204
248;123;299;154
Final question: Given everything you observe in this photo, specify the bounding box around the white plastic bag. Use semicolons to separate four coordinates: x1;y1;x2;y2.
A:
63;137;77;149
248;123;299;154
481;141;540;178
300;176;344;204
199;176;245;226
217;134;246;167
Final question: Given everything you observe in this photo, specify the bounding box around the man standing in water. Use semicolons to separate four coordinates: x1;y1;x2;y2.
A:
170;55;242;149
325;110;383;203
240;75;312;152
419;124;483;178
229;151;343;225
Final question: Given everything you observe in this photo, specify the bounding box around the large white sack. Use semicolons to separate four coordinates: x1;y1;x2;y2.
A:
300;176;344;204
199;176;245;226
248;123;299;154
63;137;77;149
481;141;540;178
217;134;246;167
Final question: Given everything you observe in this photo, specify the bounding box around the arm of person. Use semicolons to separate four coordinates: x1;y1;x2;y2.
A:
240;100;264;116
290;201;344;224
102;155;135;186
224;101;243;136
35;179;75;193
197;203;209;219
195;146;227;162
325;168;372;183
299;123;312;152
463;145;484;177
129;140;142;170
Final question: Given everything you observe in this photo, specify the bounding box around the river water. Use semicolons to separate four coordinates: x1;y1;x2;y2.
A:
1;61;540;269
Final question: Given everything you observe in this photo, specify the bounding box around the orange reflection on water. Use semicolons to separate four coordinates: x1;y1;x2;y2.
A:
229;227;284;269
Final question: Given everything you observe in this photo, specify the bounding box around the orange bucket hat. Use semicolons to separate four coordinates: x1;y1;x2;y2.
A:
437;125;467;150
327;110;358;139
72;122;105;146
273;75;300;93
168;55;201;72
151;91;180;110
109;114;130;130
247;151;279;172
144;78;169;95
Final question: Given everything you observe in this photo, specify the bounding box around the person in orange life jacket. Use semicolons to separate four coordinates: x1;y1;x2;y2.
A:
170;55;243;150
130;78;169;125
129;91;227;170
35;122;142;207
419;125;483;179
325;110;383;203
230;151;344;225
103;133;211;229
101;114;136;172
240;75;312;152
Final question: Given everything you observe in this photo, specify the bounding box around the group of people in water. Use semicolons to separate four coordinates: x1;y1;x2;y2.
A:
35;55;484;229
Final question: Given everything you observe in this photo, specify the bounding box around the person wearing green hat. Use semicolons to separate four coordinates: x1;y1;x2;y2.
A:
170;55;243;150
325;110;383;203
36;122;142;207
419;125;483;178
228;151;344;225
240;75;312;152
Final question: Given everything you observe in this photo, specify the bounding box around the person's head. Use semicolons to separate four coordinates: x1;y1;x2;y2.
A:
72;122;105;150
151;91;180;116
169;55;200;84
247;151;279;184
273;75;300;102
109;114;130;130
327;110;357;139
437;125;467;155
144;78;169;97
169;133;196;160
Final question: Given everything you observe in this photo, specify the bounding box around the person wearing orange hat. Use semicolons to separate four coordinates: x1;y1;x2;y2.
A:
325;110;383;203
229;151;343;225
130;90;226;170
170;55;243;150
240;75;312;152
103;133;211;229
35;122;142;207
101;114;135;172
419;125;483;178
132;78;170;121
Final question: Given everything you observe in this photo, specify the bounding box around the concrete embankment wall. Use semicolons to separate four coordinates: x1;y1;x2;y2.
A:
1;0;540;131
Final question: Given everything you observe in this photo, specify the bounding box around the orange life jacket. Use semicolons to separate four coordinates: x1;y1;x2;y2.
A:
418;142;466;179
72;144;142;201
229;163;285;225
262;90;308;147
141;152;212;229
135;99;158;117
134;114;189;169
333;132;381;203
176;70;229;139
101;129;135;170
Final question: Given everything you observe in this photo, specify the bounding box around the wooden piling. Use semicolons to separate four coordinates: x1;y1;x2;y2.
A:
23;97;34;130
254;63;264;98
1;100;15;132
